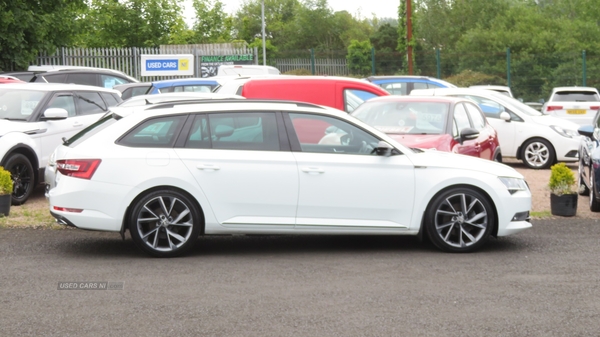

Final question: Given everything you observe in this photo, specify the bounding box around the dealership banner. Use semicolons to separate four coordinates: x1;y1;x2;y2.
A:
140;54;194;76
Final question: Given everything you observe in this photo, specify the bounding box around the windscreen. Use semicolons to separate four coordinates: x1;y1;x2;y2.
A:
353;101;448;134
0;89;47;120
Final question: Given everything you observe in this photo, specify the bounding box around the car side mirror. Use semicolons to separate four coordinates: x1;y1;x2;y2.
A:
42;108;69;120
500;112;511;122
374;141;394;156
459;128;479;144
578;125;594;139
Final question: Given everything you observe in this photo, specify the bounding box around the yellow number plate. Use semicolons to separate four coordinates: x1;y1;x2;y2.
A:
567;109;586;115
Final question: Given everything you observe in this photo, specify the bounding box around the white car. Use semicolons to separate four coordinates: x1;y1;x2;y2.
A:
543;86;600;126
46;99;531;257
411;88;582;169
469;85;514;98
0;83;121;204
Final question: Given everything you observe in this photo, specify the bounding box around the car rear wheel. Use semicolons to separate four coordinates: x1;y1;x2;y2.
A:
589;170;600;212
521;138;555;169
129;189;201;257
4;154;34;205
425;187;495;253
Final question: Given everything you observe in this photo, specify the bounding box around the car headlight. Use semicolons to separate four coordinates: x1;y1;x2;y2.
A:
550;125;580;138
499;177;529;194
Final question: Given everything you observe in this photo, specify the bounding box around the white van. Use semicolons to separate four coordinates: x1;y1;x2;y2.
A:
216;65;280;77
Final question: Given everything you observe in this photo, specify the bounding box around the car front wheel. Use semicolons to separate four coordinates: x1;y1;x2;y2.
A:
425;187;495;253
4;154;34;205
129;189;201;257
521;138;555;169
589;170;600;212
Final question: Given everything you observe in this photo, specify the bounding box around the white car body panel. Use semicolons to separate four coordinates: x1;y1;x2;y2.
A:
46;100;532;252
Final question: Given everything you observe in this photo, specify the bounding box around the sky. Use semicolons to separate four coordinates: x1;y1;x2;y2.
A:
184;0;400;21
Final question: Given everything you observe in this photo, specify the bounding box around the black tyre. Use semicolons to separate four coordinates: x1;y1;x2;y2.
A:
129;189;201;257
589;170;600;212
578;159;589;196
521;138;555;169
4;154;34;205
425;187;495;253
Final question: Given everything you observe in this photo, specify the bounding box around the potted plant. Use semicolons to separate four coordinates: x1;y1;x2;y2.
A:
548;162;578;216
0;166;13;216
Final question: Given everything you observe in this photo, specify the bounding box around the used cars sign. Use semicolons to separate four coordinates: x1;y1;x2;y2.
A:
140;54;194;76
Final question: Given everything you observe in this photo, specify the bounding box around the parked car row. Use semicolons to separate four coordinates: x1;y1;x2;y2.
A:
24;67;600;256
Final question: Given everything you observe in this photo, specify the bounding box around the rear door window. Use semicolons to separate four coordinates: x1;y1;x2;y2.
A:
67;73;98;86
207;112;280;151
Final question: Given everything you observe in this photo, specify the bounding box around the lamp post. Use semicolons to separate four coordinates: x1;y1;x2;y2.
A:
261;0;266;66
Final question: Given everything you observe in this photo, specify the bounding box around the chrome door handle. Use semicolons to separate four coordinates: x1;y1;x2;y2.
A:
196;164;220;171
301;167;324;174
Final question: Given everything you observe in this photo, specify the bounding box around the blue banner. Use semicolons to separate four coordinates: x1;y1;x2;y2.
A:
145;59;179;71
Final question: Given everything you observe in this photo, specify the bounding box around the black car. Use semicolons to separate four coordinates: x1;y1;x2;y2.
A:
577;115;600;211
30;68;138;89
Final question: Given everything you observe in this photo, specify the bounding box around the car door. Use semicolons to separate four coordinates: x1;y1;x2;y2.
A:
174;112;299;227
451;103;480;158
285;112;415;230
456;94;519;156
39;92;87;166
464;101;496;160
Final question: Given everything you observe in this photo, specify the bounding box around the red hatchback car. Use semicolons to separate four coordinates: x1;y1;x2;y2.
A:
351;96;502;161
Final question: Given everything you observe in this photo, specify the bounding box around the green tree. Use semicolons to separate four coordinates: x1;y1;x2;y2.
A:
191;0;234;43
346;40;372;76
75;0;185;48
0;0;85;71
370;23;401;74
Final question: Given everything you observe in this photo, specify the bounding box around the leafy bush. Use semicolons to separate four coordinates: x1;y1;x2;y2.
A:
445;70;505;88
548;163;576;196
283;68;312;75
0;166;13;195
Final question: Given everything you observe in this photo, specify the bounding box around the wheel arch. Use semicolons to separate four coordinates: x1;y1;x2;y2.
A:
515;136;555;162
0;145;40;186
121;185;206;236
422;183;500;238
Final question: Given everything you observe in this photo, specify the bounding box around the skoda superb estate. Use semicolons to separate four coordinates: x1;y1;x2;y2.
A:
46;99;532;257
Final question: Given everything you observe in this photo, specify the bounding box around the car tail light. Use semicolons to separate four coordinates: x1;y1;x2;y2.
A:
56;159;101;180
591;106;600;110
53;206;83;213
545;106;563;111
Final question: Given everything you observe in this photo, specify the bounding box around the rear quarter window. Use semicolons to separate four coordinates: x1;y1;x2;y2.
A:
118;115;187;148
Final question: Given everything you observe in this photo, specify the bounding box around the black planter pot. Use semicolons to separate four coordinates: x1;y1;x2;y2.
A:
0;194;11;217
550;193;577;217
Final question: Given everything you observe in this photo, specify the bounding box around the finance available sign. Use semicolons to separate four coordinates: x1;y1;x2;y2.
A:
141;54;194;76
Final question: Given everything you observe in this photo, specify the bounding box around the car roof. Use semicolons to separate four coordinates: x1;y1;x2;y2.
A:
151;78;221;87
30;67;139;83
363;95;468;104
113;82;151;90
551;86;599;93
0;82;121;93
117;92;245;107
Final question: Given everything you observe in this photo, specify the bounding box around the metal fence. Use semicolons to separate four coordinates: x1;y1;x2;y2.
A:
34;44;258;81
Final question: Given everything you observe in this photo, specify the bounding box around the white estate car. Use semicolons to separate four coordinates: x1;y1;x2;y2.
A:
0;83;121;204
542;86;600;126
411;88;582;169
46;99;531;257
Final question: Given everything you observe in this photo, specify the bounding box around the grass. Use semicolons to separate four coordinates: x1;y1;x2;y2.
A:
530;210;553;219
0;202;64;229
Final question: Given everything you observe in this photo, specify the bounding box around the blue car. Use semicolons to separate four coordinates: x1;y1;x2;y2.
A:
577;116;600;211
147;78;225;94
365;76;456;95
